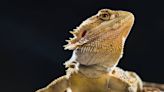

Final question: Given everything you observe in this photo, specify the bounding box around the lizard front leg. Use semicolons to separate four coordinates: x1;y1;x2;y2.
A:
36;76;69;92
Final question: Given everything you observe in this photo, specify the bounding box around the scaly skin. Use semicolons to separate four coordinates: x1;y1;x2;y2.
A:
36;67;143;92
36;9;152;92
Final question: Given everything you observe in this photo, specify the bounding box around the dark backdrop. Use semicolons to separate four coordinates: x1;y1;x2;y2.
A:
0;0;164;92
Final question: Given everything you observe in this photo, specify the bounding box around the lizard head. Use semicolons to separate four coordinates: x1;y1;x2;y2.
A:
64;9;134;50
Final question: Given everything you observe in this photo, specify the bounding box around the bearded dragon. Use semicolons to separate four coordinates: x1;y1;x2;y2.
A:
36;9;161;92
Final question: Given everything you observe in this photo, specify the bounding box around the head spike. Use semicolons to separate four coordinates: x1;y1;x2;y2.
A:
69;37;74;40
69;31;74;34
65;40;70;43
69;30;79;37
63;44;77;50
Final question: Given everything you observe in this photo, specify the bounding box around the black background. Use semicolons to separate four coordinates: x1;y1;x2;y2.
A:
0;0;164;92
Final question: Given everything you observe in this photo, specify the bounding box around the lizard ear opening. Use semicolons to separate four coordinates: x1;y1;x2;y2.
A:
81;30;87;37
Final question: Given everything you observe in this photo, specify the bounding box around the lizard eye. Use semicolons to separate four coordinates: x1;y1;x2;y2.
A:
98;12;111;20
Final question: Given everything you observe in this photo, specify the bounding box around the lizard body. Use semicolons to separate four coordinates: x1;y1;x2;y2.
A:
36;9;161;92
36;67;142;92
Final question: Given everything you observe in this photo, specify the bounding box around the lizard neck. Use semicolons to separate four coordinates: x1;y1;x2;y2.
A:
98;36;125;68
78;64;114;78
65;34;126;79
65;61;113;78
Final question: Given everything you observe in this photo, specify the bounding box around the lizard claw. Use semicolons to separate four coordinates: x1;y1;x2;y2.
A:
64;60;80;78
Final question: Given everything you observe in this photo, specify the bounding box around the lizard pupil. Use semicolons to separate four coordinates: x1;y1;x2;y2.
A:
102;14;108;17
